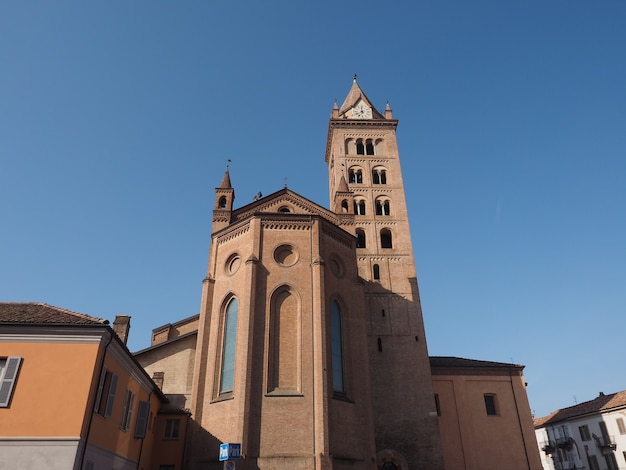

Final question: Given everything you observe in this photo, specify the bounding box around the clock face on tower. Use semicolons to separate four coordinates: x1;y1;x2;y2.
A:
351;102;372;119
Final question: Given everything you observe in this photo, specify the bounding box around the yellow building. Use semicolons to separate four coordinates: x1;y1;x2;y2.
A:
0;302;185;470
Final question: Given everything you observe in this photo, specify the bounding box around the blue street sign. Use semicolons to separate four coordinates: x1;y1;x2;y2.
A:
219;443;241;461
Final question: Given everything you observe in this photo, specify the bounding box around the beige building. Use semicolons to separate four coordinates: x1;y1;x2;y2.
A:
135;78;541;470
431;357;542;470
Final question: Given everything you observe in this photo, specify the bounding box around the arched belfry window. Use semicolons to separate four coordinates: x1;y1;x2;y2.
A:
365;139;375;155
356;140;365;155
348;167;363;184
356;229;366;248
345;138;356;155
380;229;393;249
218;196;227;209
375;199;390;216
330;300;345;393
220;297;239;394
341;199;349;213
372;167;387;185
354;199;366;215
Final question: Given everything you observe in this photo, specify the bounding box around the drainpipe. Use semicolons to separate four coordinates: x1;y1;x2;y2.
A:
509;367;531;470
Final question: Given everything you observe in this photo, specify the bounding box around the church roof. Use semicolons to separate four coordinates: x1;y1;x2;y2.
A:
430;356;524;369
0;302;107;325
228;187;340;227
534;390;626;427
338;77;385;119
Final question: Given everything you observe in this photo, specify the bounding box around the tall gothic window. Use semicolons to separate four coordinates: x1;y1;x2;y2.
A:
365;139;374;155
330;301;344;393
373;264;380;280
269;288;300;392
220;297;239;394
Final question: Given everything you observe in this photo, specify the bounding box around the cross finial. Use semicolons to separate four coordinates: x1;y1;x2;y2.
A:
226;158;232;170
353;73;357;83
284;177;288;189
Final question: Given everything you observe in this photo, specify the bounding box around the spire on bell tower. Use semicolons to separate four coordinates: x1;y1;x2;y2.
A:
213;161;235;231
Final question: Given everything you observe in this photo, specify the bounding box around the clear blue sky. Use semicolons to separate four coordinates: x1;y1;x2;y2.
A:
1;1;624;418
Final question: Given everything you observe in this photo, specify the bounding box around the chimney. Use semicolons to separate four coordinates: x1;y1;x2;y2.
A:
112;315;131;345
152;372;164;390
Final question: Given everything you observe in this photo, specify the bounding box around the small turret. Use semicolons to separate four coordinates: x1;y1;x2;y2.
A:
213;167;235;231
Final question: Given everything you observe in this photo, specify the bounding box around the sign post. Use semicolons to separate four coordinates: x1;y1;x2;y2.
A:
219;443;241;470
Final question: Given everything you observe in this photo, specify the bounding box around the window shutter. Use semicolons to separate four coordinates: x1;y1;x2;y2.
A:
104;373;118;418
134;400;151;438
94;367;106;412
0;356;23;407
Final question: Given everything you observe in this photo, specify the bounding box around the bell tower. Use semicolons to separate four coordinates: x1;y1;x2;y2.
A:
325;77;444;469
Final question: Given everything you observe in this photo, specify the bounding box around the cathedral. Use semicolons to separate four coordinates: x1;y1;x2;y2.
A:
135;79;542;470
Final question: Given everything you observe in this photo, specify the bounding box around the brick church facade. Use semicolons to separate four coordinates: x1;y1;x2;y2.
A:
134;79;542;470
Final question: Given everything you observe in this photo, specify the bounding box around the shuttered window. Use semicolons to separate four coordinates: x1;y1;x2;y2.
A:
120;389;135;431
0;356;23;407
134;401;151;438
104;373;119;418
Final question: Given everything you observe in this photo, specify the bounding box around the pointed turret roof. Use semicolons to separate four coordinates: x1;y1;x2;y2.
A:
219;168;232;189
338;75;385;119
336;175;350;193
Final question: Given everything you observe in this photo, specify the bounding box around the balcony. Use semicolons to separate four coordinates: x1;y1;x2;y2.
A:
596;435;617;453
541;440;556;454
556;436;575;449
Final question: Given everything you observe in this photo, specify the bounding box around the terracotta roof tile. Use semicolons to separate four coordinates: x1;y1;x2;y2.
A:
534;390;626;427
0;302;107;325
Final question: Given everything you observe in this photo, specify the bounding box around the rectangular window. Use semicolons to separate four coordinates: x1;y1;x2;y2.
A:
605;453;618;470
579;424;591;441
588;455;600;470
95;370;118;418
164;418;180;439
0;356;23;407
120;389;135;431
134;400;151;438
617;417;626;435
484;394;498;416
